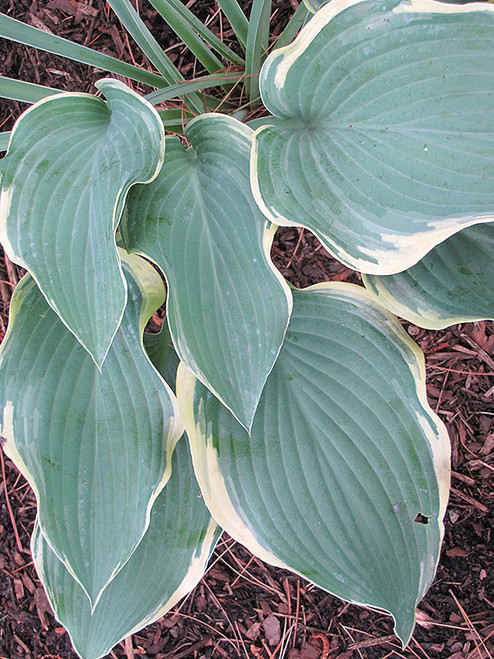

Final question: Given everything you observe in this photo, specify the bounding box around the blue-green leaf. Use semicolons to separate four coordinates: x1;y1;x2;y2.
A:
122;113;292;431
0;79;165;365
0;253;183;605
178;283;450;646
252;0;494;275
363;223;494;329
32;438;220;659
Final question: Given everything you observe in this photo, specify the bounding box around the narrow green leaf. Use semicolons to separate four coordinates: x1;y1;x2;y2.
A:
177;283;450;646
0;76;61;103
273;2;310;49
363;224;494;329
0;253;183;605
149;0;244;66
0;79;164;366
217;0;249;50
252;0;494;275
146;72;244;105
0;12;167;89
142;0;233;81
32;436;220;659
105;0;203;114
157;107;194;129
122;113;292;431
245;0;272;101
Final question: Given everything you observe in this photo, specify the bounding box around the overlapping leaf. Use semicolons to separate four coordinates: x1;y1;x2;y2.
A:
122;113;292;430
363;224;494;329
32;436;220;659
0;78;165;365
0;253;182;605
178;283;451;645
252;0;494;274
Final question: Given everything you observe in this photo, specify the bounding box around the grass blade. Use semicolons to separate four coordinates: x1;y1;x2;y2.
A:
144;0;226;77
216;0;249;50
245;0;272;102
0;76;61;103
146;72;244;105
149;0;244;66
274;2;309;49
106;0;203;113
0;13;166;89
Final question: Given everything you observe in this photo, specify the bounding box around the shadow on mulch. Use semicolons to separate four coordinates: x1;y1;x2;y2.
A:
0;1;493;658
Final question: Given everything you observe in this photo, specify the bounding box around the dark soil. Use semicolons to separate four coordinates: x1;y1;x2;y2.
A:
1;2;493;659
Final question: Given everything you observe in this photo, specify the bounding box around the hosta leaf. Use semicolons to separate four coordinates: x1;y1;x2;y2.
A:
252;0;494;275
0;78;165;366
122;113;292;430
177;283;451;645
363;224;494;329
0;252;183;605
32;437;220;659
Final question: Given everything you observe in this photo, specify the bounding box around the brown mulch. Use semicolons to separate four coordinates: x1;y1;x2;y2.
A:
1;2;493;659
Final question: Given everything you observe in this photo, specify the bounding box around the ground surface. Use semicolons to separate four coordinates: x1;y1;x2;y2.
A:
0;2;493;658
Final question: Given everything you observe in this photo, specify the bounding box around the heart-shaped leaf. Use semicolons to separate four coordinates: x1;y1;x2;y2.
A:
0;78;165;366
252;0;494;274
0;252;182;605
32;436;220;659
363;223;494;329
177;283;450;645
122;113;292;430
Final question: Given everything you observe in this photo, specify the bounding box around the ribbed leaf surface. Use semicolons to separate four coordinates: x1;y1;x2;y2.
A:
363;224;494;329
0;78;165;365
178;283;451;645
32;437;220;659
123;113;292;430
252;0;494;274
0;253;182;605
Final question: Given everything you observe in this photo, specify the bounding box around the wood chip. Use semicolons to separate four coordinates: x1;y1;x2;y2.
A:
263;614;281;646
28;13;55;34
34;587;54;629
447;547;473;558
450;486;489;513
47;0;98;17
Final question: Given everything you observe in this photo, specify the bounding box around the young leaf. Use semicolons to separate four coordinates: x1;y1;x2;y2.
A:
32;437;220;659
0;253;183;606
252;0;494;275
122;114;292;431
177;283;451;646
363;223;494;329
0;78;165;366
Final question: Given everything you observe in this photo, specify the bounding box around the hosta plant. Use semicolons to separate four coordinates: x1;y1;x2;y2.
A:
0;0;493;656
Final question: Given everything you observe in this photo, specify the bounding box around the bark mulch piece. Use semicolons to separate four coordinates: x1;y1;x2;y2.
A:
1;2;493;658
